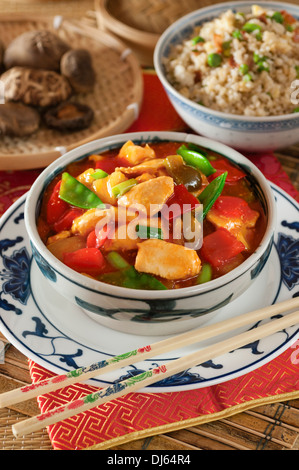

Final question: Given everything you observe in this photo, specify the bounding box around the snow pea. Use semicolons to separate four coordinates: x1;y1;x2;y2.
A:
177;145;216;177
197;171;227;218
59;172;105;209
104;252;167;290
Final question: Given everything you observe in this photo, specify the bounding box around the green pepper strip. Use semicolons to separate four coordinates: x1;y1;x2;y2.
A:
197;171;227;218
197;263;212;284
105;252;167;290
111;178;137;198
177;146;216;177
136;225;163;240
59;172;105;209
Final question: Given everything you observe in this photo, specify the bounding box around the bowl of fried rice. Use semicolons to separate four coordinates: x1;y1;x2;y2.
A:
154;1;299;152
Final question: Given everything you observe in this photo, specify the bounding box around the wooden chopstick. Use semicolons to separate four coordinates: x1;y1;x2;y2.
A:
1;297;298;411
11;304;299;437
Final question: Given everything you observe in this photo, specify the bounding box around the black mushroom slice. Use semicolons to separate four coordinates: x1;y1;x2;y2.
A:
3;30;70;71
44;102;94;131
0;102;40;137
60;49;95;93
1;67;73;107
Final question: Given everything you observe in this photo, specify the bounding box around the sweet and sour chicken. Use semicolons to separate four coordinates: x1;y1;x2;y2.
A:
38;140;267;290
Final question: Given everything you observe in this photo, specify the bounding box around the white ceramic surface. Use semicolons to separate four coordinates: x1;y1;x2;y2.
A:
24;131;276;335
0;185;297;391
154;1;299;152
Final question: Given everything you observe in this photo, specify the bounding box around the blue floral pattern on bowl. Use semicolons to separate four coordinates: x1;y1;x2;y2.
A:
0;186;298;392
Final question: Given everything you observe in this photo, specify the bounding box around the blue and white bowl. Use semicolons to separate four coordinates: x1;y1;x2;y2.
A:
154;1;299;152
24;131;276;335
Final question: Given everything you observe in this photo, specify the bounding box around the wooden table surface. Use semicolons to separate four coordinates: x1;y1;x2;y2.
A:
0;146;298;451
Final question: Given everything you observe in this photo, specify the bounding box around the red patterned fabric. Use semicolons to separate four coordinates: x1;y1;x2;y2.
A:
1;70;298;450
28;346;299;450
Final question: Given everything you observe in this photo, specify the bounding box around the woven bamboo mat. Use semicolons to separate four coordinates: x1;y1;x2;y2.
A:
1;290;299;451
0;0;95;17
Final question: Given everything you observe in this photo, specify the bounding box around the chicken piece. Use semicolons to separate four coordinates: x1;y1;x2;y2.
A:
103;224;140;252
76;168;97;189
116;158;166;176
135;172;155;183
47;230;71;245
71;206;116;237
118;176;174;216
135;239;201;280
92;171;127;206
119;140;156;166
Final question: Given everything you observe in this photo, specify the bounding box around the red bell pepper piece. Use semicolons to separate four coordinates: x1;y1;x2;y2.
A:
212;196;258;222
201;228;245;267
164;184;200;220
86;224;113;249
63;247;106;276
53;208;84;233
86;230;98;248
208;159;246;183
47;181;69;225
95;156;129;174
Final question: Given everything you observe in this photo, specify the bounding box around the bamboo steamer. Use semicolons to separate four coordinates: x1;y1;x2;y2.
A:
0;15;143;170
94;0;233;66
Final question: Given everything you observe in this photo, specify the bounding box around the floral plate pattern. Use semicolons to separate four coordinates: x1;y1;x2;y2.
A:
0;184;298;393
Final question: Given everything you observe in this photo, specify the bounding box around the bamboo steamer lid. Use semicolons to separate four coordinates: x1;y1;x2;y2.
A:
95;0;233;66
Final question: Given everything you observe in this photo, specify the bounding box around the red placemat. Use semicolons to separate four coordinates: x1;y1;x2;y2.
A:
0;69;298;450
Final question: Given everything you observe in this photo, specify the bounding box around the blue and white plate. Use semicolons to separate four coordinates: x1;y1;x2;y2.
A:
0;184;298;393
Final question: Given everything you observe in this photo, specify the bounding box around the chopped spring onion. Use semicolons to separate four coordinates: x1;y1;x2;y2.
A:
271;11;284;23
111;178;137;197
91;169;108;180
242;22;262;33
239;63;249;75
192;35;205;45
136;225;163;240
196;263;212;284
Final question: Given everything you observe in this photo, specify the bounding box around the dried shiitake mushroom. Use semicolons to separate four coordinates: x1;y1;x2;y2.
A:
60;49;95;93
0;39;4;72
1;67;72;107
44;102;94;131
0;102;40;137
4;30;70;71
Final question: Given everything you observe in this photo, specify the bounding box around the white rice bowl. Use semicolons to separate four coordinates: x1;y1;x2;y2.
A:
164;5;299;116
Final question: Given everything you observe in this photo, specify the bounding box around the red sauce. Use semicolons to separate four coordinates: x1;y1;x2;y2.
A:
37;141;267;290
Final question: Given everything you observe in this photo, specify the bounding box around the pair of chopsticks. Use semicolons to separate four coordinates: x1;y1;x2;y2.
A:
1;297;299;438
